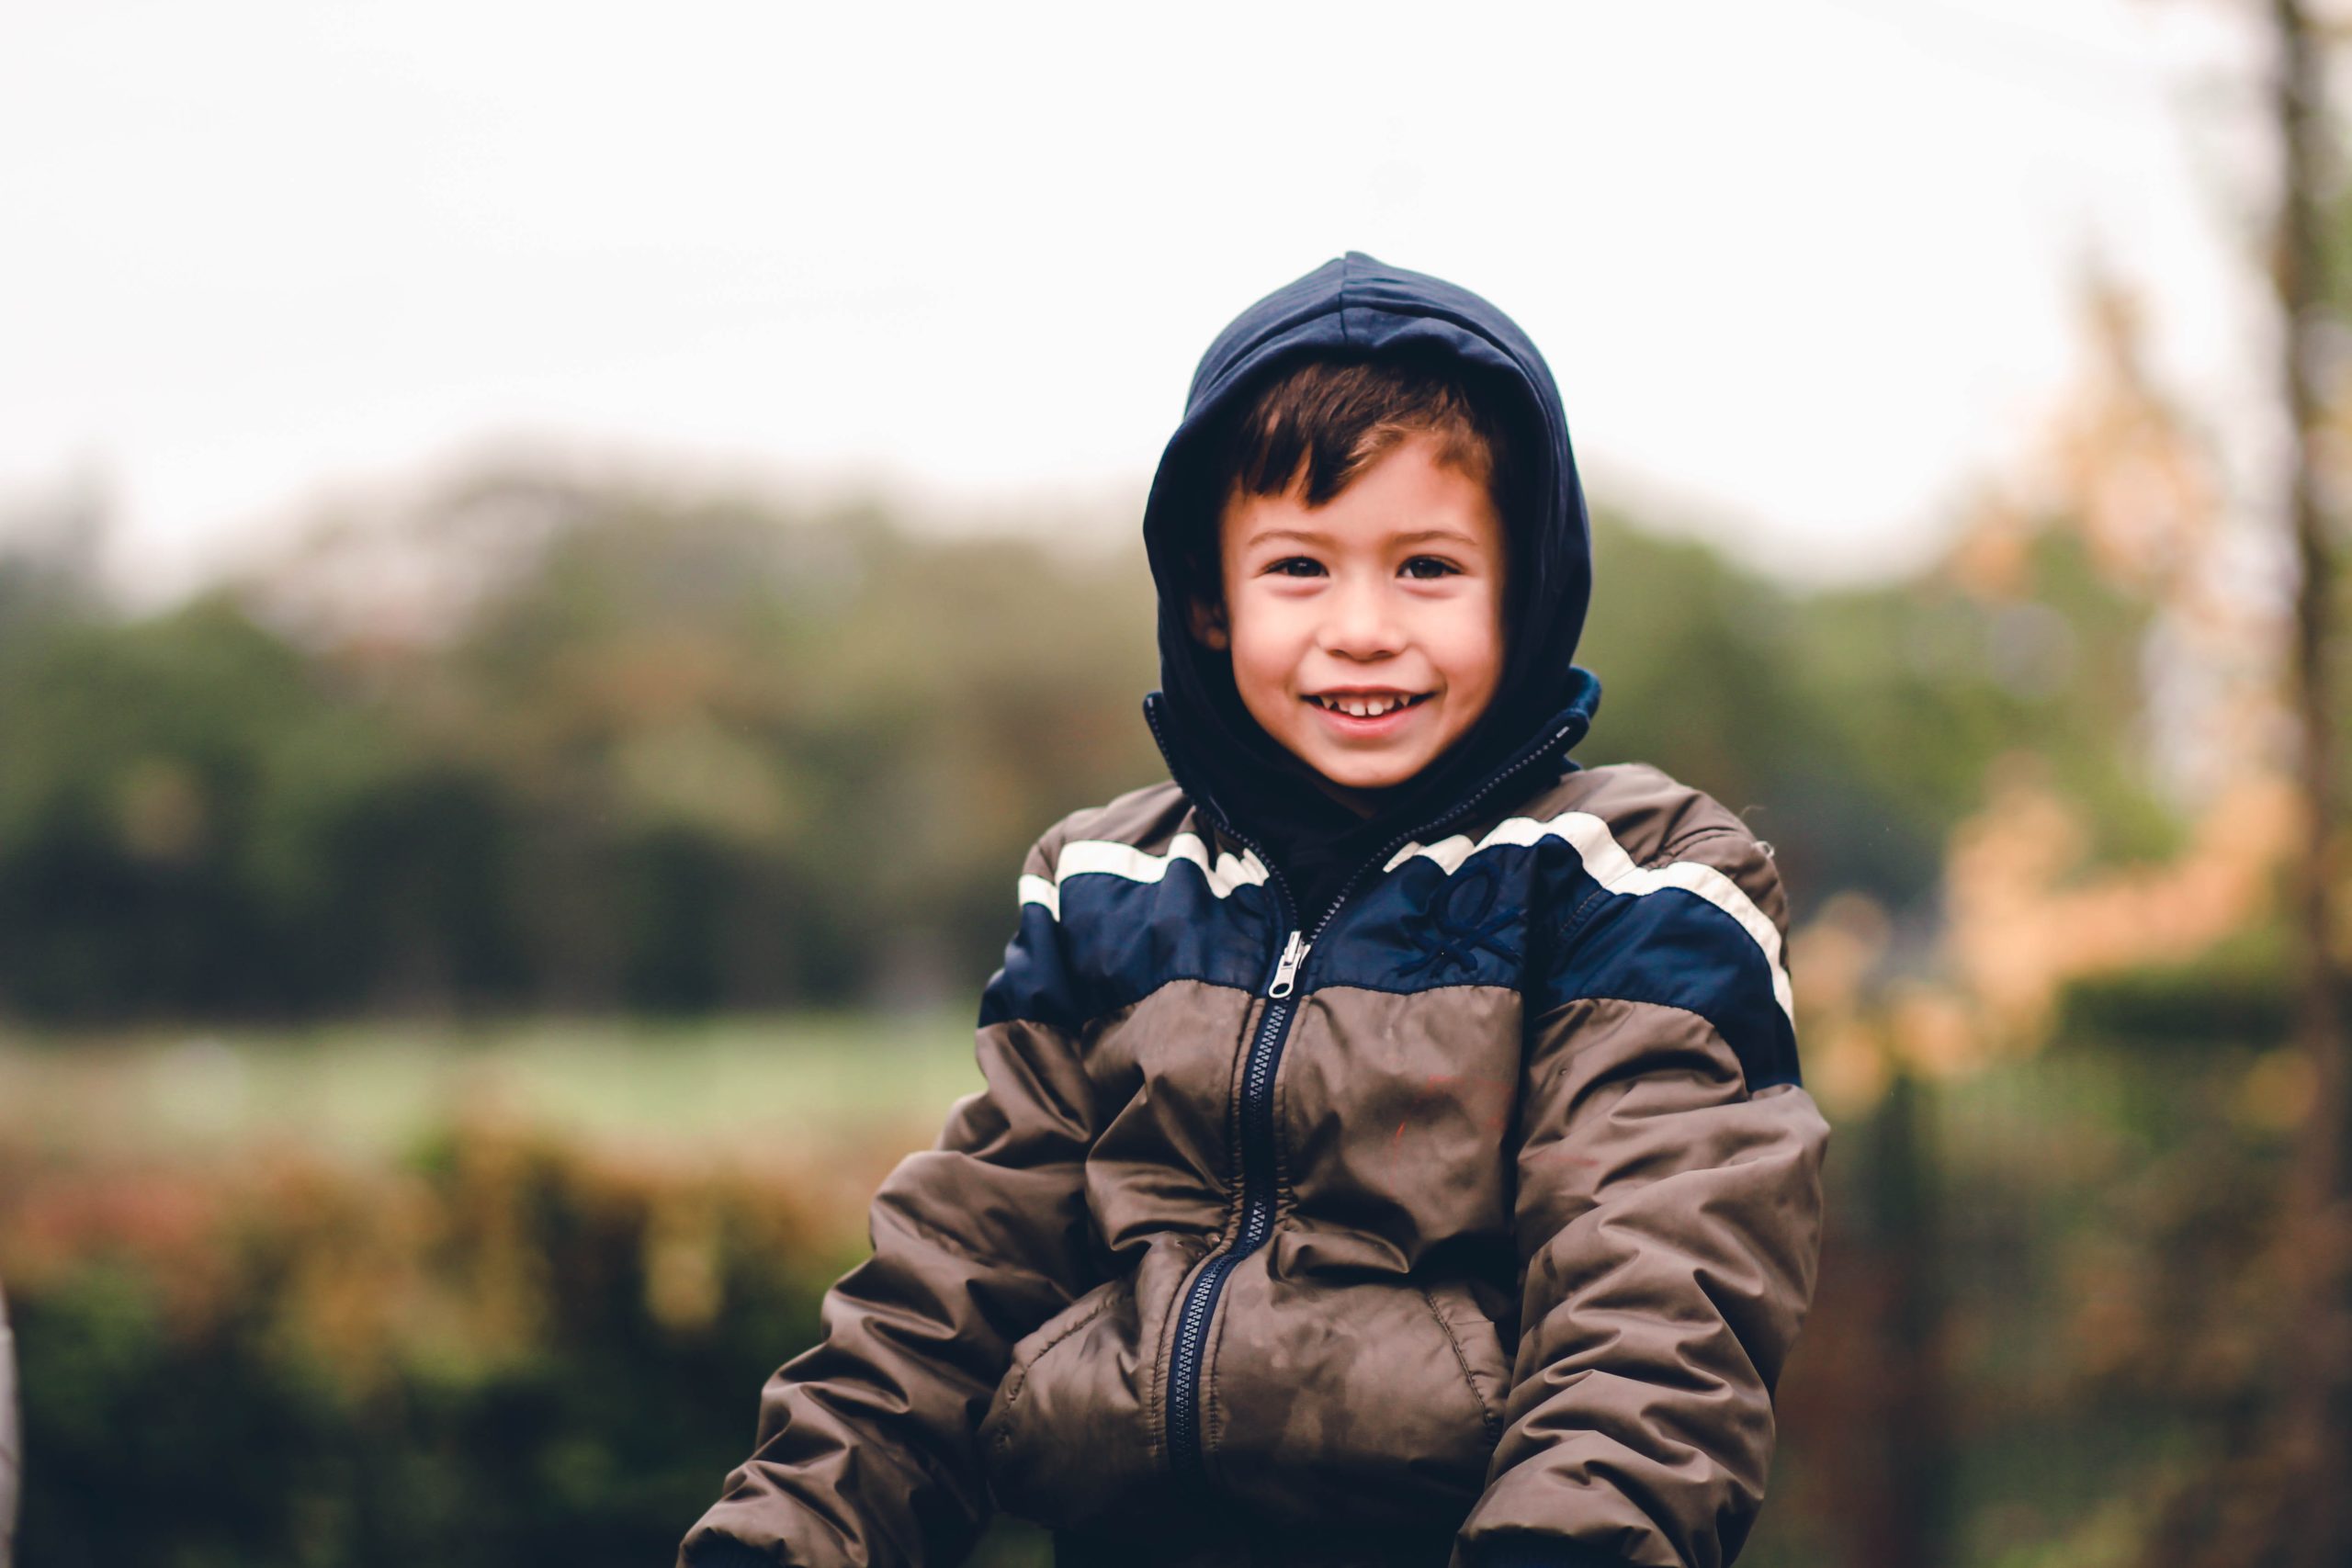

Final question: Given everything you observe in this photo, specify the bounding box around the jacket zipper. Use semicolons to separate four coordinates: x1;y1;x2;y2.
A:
1163;908;1304;1487
1148;694;1593;1489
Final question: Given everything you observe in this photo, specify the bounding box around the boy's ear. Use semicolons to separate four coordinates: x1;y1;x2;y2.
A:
1187;594;1230;651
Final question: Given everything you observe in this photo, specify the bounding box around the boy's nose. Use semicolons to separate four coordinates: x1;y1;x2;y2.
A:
1317;579;1408;659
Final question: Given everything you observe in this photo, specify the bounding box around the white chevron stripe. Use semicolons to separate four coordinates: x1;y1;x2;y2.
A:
1385;811;1793;1022
1018;832;1270;919
1016;874;1060;920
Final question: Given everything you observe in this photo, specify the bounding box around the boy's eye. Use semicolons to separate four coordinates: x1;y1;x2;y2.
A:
1267;557;1325;577
1401;557;1460;580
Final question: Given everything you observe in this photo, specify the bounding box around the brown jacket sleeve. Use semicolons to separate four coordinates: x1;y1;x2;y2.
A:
1457;827;1831;1568
679;828;1102;1568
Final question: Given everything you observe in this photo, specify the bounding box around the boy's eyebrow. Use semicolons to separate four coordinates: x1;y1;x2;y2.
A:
1244;525;1485;548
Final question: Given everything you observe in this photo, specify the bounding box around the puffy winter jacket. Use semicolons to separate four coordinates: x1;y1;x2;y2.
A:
678;255;1830;1568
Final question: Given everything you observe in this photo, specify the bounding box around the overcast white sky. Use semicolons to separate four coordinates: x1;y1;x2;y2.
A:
0;0;2276;604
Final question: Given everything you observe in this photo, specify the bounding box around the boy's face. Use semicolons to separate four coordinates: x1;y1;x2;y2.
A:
1193;432;1507;804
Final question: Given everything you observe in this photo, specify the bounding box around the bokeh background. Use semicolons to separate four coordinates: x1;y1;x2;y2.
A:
4;3;2348;1565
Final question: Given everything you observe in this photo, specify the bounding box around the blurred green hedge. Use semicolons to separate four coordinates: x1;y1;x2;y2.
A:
1;1119;874;1568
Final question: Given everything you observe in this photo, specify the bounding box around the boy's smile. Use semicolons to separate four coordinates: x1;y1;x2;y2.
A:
1193;431;1507;806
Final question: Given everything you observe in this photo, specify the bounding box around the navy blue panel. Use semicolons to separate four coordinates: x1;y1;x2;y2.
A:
1306;830;1605;996
1312;852;1526;993
1533;885;1801;1090
977;901;1080;1031
978;864;1274;1030
1054;865;1272;1016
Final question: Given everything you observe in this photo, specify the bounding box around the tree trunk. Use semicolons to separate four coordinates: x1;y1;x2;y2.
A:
2268;4;2352;1563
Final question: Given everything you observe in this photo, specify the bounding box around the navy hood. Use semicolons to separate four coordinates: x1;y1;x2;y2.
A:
1139;252;1602;919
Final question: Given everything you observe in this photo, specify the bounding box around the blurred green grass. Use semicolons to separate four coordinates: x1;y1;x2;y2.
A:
0;1010;986;1161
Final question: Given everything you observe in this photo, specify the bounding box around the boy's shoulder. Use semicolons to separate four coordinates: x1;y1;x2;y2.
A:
1504;759;1768;856
1022;778;1197;875
1484;760;1788;935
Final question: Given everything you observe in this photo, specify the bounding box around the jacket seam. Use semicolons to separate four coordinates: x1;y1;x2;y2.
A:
1554;825;1761;951
1001;973;1514;1034
989;970;1260;1036
1286;978;1517;1002
1418;1284;1504;1448
988;1285;1127;1453
1527;990;1720;1035
1523;992;1777;1096
1650;825;1756;866
992;968;1270;1043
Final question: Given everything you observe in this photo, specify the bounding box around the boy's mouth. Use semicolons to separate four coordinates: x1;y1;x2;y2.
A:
1304;691;1433;719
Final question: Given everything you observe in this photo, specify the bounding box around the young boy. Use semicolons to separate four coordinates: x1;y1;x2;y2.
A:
679;254;1830;1568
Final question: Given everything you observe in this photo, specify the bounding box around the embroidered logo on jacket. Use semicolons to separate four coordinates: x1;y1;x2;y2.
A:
1396;861;1522;981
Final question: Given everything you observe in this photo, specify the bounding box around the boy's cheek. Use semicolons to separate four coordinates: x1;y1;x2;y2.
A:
1224;611;1305;687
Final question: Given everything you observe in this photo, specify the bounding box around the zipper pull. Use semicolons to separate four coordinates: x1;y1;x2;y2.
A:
1268;930;1310;998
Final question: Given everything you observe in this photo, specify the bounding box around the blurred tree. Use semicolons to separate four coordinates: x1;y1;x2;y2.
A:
0;592;341;1019
0;454;2217;1027
2264;2;2351;1561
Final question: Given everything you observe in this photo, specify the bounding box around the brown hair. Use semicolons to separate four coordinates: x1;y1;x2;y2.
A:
1190;354;1516;604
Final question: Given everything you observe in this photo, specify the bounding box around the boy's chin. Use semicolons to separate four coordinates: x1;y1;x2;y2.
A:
1296;748;1439;802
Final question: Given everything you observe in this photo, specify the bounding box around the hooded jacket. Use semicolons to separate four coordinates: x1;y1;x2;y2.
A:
680;254;1830;1568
